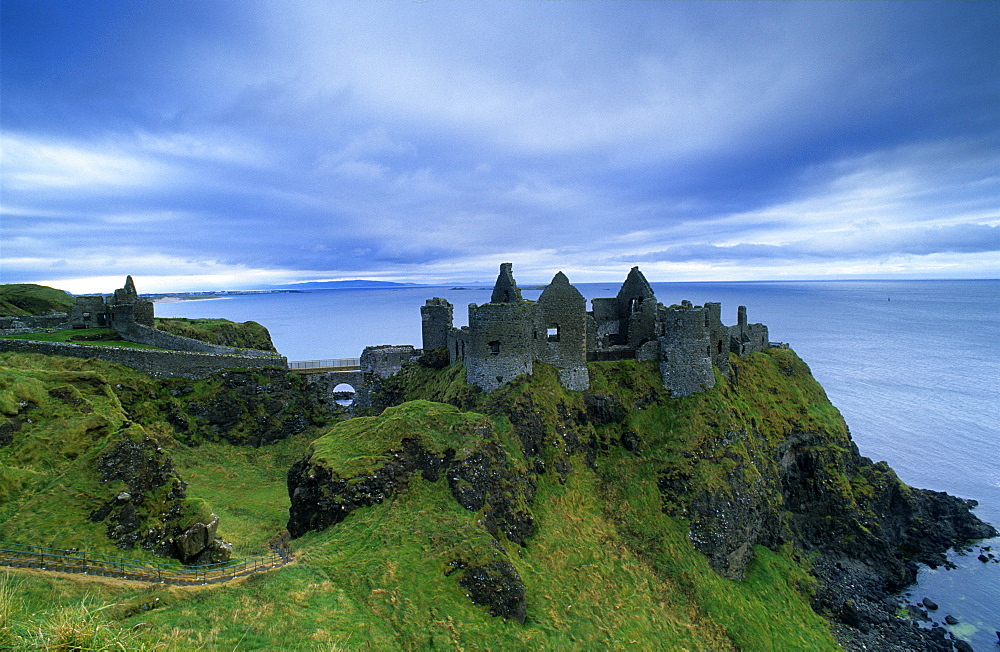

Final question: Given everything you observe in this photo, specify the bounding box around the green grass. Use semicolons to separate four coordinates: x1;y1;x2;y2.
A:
166;430;317;556
0;348;855;649
0;283;75;317
155;317;277;352
0;327;161;348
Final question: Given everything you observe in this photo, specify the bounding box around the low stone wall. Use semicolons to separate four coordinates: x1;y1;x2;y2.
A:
0;314;70;335
118;323;284;358
0;339;287;380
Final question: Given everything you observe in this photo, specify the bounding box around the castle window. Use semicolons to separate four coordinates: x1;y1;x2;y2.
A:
717;340;723;354
489;340;501;355
630;298;641;313
547;325;560;342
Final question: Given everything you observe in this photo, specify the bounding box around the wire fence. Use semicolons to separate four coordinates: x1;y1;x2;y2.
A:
288;358;360;371
0;535;293;586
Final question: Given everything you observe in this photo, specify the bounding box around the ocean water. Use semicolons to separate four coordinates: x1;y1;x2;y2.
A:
156;279;1000;646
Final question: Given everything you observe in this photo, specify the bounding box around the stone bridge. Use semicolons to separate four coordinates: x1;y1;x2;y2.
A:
290;360;365;406
289;347;419;409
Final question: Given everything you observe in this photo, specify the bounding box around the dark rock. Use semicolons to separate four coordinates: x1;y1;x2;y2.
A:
178;367;326;446
978;554;990;563
287;436;535;544
953;639;973;652
944;615;958;625
89;434;230;563
0;418;16;447
507;407;546;458
582;392;625;425
620;429;642;452
904;604;930;622
175;515;219;561
922;597;938;611
457;559;526;624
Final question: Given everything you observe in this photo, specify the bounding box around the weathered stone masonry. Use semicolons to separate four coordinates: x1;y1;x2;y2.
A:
422;264;774;397
1;276;285;379
0;339;286;380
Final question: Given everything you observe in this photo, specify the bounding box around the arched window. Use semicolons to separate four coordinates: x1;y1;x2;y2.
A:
489;340;501;355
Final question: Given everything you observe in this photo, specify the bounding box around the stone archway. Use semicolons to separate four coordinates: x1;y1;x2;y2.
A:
332;382;356;406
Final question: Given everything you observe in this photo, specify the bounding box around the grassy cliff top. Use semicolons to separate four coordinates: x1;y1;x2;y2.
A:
0;284;75;316
1;348;843;649
154;317;277;352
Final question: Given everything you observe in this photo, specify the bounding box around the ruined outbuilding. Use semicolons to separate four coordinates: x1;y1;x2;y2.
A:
421;264;773;396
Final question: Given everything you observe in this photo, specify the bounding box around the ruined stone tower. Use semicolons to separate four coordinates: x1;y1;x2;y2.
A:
534;271;589;391
417;263;775;398
420;297;453;351
465;265;534;392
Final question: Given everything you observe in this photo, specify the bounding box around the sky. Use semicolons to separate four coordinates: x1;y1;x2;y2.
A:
2;1;999;293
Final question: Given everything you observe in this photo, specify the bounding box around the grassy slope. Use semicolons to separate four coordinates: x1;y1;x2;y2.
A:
1;349;840;650
0;327;160;348
155;317;278;352
0;284;75;317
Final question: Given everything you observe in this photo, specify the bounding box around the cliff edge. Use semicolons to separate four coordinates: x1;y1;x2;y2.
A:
288;348;995;650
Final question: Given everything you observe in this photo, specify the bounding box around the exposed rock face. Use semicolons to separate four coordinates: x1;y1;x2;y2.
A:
89;432;231;564
166;367;325;446
287;436;535;544
286;351;995;642
457;559;527;624
286;402;534;621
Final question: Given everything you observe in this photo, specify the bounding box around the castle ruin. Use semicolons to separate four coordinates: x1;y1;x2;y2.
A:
421;264;772;396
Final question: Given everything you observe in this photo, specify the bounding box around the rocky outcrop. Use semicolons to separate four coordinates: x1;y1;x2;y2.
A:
166;367;326;446
456;559;527;624
287;435;535;544
286;351;995;642
89;431;231;564
286;401;534;621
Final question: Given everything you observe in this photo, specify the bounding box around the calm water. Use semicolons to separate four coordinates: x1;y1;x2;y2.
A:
157;279;1000;646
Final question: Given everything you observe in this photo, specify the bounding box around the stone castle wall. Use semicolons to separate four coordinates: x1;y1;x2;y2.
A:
465;301;534;393
0;339;287;380
534;272;589;391
0;314;69;335
117;322;283;358
416;264;778;397
421;298;453;351
658;304;716;397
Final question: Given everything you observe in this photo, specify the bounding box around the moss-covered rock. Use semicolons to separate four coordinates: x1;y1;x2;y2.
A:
297;348;994;648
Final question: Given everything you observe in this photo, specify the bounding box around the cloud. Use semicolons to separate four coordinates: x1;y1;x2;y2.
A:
1;134;169;191
633;224;1000;264
2;1;998;291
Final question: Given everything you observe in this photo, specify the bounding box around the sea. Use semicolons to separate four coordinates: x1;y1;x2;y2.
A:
157;279;1000;647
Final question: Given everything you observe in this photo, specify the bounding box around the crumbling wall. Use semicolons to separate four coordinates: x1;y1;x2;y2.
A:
534;272;590;391
658;304;715;397
0;339;287;379
421;298;453;351
68;296;108;329
590;298;621;349
116;322;283;357
449;326;470;364
466;302;534;392
356;345;420;408
728;306;769;357
0;314;69;334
